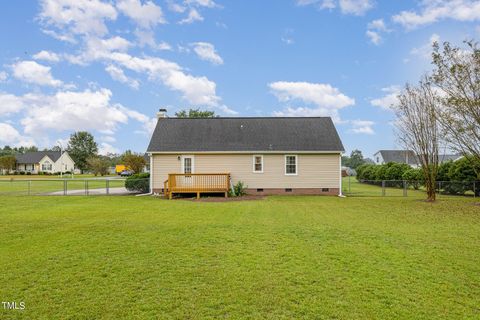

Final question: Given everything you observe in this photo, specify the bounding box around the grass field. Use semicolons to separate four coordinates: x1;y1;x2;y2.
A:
0;184;479;319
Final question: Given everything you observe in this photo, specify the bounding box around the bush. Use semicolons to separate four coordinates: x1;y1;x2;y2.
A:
125;173;150;193
26;172;32;175
230;181;247;197
13;171;18;175
19;171;25;175
402;168;424;189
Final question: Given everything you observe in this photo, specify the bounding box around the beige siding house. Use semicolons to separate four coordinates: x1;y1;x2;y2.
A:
147;111;345;196
15;151;75;174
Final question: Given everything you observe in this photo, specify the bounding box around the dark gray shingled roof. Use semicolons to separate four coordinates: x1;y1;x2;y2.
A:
147;117;344;152
377;150;419;165
15;151;62;164
376;150;462;165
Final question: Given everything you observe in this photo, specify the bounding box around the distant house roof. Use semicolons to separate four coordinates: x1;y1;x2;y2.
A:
15;151;62;164
147;117;345;153
375;150;462;165
375;150;418;165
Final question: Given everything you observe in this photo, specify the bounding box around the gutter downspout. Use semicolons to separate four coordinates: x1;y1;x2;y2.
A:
338;152;345;197
149;152;153;194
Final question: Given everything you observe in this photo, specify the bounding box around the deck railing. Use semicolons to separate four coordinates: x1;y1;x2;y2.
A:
164;173;230;199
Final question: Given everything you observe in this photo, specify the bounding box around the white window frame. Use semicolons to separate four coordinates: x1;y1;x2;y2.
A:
284;155;298;176
181;155;195;174
252;155;263;173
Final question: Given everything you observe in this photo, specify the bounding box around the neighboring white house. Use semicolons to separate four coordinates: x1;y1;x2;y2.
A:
373;150;462;168
15;151;75;174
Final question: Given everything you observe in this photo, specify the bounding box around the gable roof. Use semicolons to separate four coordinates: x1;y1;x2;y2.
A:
147;117;344;153
375;150;418;165
375;150;462;165
15;151;62;164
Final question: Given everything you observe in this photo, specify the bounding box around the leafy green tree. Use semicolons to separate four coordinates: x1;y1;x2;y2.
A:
347;150;365;169
123;152;146;173
0;155;16;174
175;108;216;118
86;156;110;176
402;168;424;190
67;131;98;173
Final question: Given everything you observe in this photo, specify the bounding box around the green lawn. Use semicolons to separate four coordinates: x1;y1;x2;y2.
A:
1;192;479;319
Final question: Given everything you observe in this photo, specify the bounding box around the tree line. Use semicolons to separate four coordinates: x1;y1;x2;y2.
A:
393;40;480;201
0;132;147;176
356;157;479;196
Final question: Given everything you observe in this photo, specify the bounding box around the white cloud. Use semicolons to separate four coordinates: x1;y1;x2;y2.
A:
393;0;480;30
134;29;172;50
339;0;373;15
410;33;440;58
366;30;381;45
269;81;354;109
0;123;35;146
0;71;7;82
281;28;295;45
0;93;25;116
186;0;217;8
32;50;61;62
270;81;355;121
190;42;224;65
168;1;187;13
101;135;116;143
366;19;390;45
296;0;374;15
179;8;204;24
117;0;166;28
108;52;221;106
39;0;118;38
98;142;120;155
11;60;63;87
349;119;375;134
370;85;401;110
105;65;140;89
19;89;127;135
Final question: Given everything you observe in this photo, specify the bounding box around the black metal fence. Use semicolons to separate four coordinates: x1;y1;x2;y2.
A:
0;178;150;196
343;177;478;198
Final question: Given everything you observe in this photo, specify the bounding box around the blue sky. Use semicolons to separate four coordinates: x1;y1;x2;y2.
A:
0;0;479;157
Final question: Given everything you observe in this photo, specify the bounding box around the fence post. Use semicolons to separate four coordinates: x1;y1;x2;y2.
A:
348;176;351;193
63;180;67;196
474;181;476;199
106;179;110;195
84;180;88;196
28;180;31;196
382;180;385;197
403;180;407;197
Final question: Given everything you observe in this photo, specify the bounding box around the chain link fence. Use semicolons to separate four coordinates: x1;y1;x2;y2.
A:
0;178;150;196
343;177;478;198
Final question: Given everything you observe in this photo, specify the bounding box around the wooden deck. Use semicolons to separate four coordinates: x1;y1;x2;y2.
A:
164;173;230;199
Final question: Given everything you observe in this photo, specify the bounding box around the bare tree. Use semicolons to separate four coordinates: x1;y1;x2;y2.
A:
394;76;439;201
431;41;480;168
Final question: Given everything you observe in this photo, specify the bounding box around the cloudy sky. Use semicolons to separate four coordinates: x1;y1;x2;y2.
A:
0;0;479;157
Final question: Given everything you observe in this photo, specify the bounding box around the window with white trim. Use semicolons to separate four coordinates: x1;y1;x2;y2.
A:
285;155;297;175
253;155;263;173
42;161;52;171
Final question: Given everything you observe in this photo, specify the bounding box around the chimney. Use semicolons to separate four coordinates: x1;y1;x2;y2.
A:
157;108;167;119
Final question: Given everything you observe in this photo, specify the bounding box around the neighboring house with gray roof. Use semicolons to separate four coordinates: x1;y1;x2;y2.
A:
15;151;75;174
373;150;462;168
147;110;345;196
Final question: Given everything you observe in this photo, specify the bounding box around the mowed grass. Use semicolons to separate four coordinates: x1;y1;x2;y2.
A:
1;193;479;319
0;178;126;195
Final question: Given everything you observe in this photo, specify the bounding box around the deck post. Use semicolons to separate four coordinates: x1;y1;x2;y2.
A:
197;192;200;199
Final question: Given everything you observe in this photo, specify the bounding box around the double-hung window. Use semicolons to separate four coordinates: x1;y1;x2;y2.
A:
42;161;52;171
253;155;263;173
285;155;297;175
